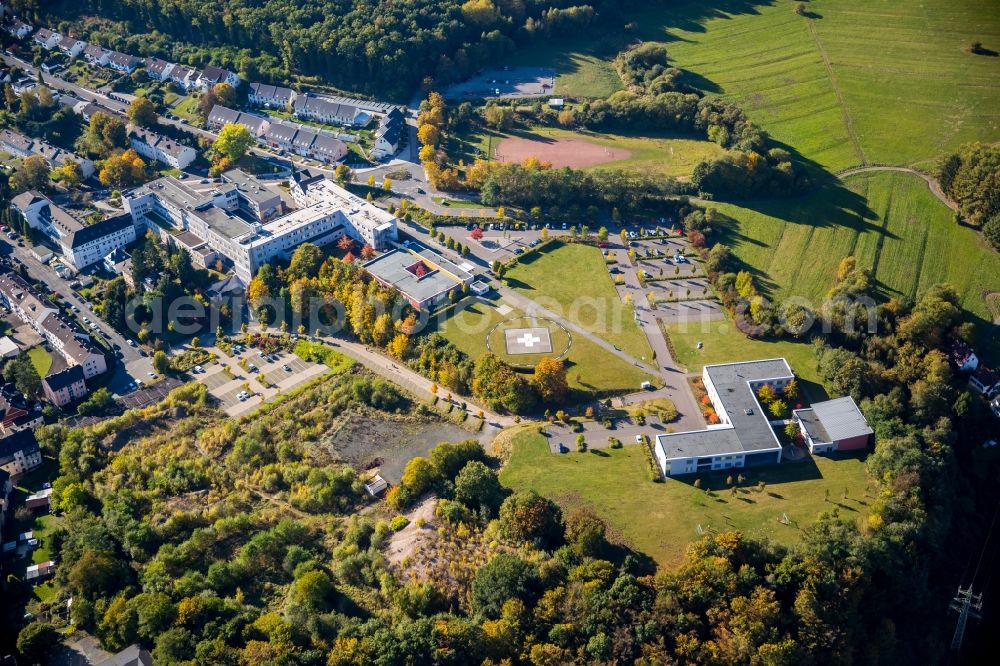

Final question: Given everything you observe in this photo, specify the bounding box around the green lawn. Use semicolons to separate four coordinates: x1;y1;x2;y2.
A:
711;171;1000;357
504;241;654;361
27;346;52;377
627;0;1000;171
663;317;828;403
432;197;494;209
171;95;204;125
505;36;625;98
501;429;872;565
439;300;655;395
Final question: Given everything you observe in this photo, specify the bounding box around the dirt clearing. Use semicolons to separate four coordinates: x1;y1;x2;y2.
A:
494;136;630;168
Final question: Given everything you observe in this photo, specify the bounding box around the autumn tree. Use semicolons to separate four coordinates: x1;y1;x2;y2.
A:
99;149;146;188
532;357;568;403
10;155;51;192
212;123;253;163
128;96;158;127
50;158;83;188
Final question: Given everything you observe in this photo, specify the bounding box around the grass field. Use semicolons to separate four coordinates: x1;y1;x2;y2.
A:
505;36;624;98
625;0;1000;171
501;429;872;565
664;317;828;402
712;171;1000;352
27;346;52;377
451;125;725;178
438;300;654;395
504;241;655;360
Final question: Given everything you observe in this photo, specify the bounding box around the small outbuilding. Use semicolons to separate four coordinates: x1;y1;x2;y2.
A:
364;474;388;497
793;396;873;454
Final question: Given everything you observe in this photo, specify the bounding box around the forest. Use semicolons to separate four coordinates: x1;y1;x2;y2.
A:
21;0;635;100
8;274;1000;665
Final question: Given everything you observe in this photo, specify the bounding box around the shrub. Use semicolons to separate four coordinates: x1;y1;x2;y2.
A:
389;516;410;531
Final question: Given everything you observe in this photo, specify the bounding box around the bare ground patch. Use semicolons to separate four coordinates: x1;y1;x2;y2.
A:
494;136;631;168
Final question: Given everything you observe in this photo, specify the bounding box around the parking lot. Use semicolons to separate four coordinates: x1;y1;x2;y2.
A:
443;66;556;99
194;346;328;417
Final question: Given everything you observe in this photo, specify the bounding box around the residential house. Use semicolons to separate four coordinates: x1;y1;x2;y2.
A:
948;338;979;373
248;82;296;109
0;127;32;156
107;51;141;73
168;65;197;91
197;65;240;90
56;35;86;58
293;94;368;126
263;121;298;152
42;365;88;407
0;270;108;379
11;75;35;95
33;27;60;50
969;365;1000;397
792;396;873;454
0;428;42;479
96;644;154;666
372;110;403;159
25;487;52;510
207;104;269;137
129;127;197;169
7;19;32;40
25;560;54;581
143;57;175;81
31;138;97;179
83;44;110;66
263;123;346;163
2;129;96;179
653;359;793;476
0;336;17;359
0;383;43;435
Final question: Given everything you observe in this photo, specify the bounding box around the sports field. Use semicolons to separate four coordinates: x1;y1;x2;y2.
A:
629;0;1000;171
453;125;726;178
503;241;655;360
437;301;654;395
501;429;872;565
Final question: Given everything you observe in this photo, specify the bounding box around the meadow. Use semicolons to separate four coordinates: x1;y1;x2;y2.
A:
503;241;655;360
437;300;655;395
628;0;1000;171
501;429;872;565
714;171;1000;343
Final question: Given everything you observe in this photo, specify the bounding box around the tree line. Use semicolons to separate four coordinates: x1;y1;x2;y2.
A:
36;0;634;100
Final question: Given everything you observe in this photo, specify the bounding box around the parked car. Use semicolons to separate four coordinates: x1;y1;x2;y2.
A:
282;364;291;372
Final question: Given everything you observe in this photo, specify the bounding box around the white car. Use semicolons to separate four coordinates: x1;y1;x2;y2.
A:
635;435;643;444
127;339;137;347
193;365;203;373
147;372;156;378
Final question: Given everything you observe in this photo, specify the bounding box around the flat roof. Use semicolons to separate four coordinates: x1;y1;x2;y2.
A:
657;358;792;461
797;396;872;443
363;246;464;305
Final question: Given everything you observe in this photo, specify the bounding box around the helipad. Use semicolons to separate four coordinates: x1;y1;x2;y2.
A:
503;327;553;355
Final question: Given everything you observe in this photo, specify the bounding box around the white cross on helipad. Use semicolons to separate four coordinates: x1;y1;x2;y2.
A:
517;332;542;348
